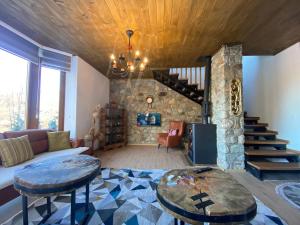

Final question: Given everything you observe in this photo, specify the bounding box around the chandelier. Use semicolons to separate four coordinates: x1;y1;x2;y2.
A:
110;30;148;78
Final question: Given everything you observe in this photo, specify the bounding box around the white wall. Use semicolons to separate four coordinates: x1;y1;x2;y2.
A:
64;57;78;138
76;57;110;138
65;56;110;138
243;42;300;150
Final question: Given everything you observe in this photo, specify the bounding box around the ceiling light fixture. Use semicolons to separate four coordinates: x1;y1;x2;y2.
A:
110;30;148;78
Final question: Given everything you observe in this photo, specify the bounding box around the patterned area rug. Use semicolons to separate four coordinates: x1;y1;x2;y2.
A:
4;168;286;225
276;182;300;209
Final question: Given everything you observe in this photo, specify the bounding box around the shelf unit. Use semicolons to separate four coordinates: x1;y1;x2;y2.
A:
100;103;127;150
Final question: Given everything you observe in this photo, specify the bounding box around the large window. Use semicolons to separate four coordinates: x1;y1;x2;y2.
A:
0;49;65;132
39;67;61;130
0;26;70;132
0;49;29;131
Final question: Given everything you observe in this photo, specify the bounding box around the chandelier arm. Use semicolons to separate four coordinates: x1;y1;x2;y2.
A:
110;29;147;78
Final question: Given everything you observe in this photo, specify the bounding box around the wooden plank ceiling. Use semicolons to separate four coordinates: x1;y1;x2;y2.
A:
0;0;299;76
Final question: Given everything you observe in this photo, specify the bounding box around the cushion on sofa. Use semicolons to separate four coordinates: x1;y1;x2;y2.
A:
3;129;52;155
168;129;178;136
0;147;89;190
0;135;34;167
47;131;72;151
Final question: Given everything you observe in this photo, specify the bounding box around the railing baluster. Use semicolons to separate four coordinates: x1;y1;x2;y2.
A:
199;67;202;89
195;67;198;87
180;68;182;79
203;67;206;89
189;67;191;84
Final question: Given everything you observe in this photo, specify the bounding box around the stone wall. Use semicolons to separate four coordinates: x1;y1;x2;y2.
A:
110;79;201;144
211;44;245;169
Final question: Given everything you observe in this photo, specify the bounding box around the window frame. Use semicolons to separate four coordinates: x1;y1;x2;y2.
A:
26;62;65;131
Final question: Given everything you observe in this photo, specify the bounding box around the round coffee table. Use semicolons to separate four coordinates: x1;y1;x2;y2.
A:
157;168;257;224
14;155;100;225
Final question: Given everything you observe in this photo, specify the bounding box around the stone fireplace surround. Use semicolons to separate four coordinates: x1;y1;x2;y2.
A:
211;44;245;169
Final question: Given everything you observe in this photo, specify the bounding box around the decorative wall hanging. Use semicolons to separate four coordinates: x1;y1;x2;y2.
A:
230;78;242;116
137;112;161;127
85;104;104;150
146;95;153;108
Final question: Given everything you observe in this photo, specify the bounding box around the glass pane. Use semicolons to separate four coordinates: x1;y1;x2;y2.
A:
39;67;60;130
0;49;28;132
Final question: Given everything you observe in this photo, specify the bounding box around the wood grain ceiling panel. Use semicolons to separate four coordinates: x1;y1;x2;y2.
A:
0;0;299;76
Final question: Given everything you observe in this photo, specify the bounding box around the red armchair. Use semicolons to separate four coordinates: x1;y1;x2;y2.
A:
157;121;185;152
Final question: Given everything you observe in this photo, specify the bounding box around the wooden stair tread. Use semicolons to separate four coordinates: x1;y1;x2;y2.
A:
245;139;289;145
245;149;300;157
247;161;300;171
169;74;179;78
244;117;260;121
178;79;188;83
245;123;268;128
244;130;278;136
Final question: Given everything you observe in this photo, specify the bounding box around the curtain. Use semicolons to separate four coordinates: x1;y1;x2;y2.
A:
0;24;72;71
0;25;39;64
39;48;71;72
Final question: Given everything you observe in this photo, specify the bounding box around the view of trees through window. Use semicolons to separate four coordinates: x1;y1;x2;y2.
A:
0;49;28;132
39;67;60;130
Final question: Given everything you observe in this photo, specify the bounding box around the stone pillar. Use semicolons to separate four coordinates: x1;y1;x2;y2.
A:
211;44;244;170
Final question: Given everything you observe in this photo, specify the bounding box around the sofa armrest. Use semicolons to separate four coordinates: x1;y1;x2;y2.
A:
166;135;181;147
70;139;83;148
81;147;93;156
71;139;93;156
158;133;168;138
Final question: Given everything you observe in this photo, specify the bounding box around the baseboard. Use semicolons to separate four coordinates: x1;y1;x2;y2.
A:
127;144;158;146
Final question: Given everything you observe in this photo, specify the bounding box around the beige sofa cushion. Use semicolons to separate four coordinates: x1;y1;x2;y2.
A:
0;135;34;167
47;131;72;151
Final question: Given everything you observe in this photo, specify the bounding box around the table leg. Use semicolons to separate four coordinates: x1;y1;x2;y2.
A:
22;196;28;225
46;196;51;215
85;183;89;213
71;190;76;225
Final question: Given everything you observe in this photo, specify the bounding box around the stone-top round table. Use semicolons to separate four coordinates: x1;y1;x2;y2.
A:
157;168;257;225
14;155;100;225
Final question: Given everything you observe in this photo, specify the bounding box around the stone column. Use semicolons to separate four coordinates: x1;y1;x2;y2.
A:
211;44;244;169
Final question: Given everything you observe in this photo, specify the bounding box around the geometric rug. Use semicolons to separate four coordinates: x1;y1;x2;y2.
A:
276;182;300;209
3;168;287;225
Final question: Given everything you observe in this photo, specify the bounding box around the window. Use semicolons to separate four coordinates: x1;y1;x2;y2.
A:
0;49;29;131
39;67;61;130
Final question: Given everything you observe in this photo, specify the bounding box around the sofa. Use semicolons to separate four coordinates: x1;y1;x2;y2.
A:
0;129;92;206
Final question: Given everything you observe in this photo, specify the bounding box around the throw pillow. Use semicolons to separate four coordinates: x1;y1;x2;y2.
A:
47;131;72;151
168;129;178;136
0;135;34;167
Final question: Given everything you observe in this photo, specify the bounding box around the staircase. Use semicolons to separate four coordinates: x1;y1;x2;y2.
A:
153;68;205;105
244;112;300;180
